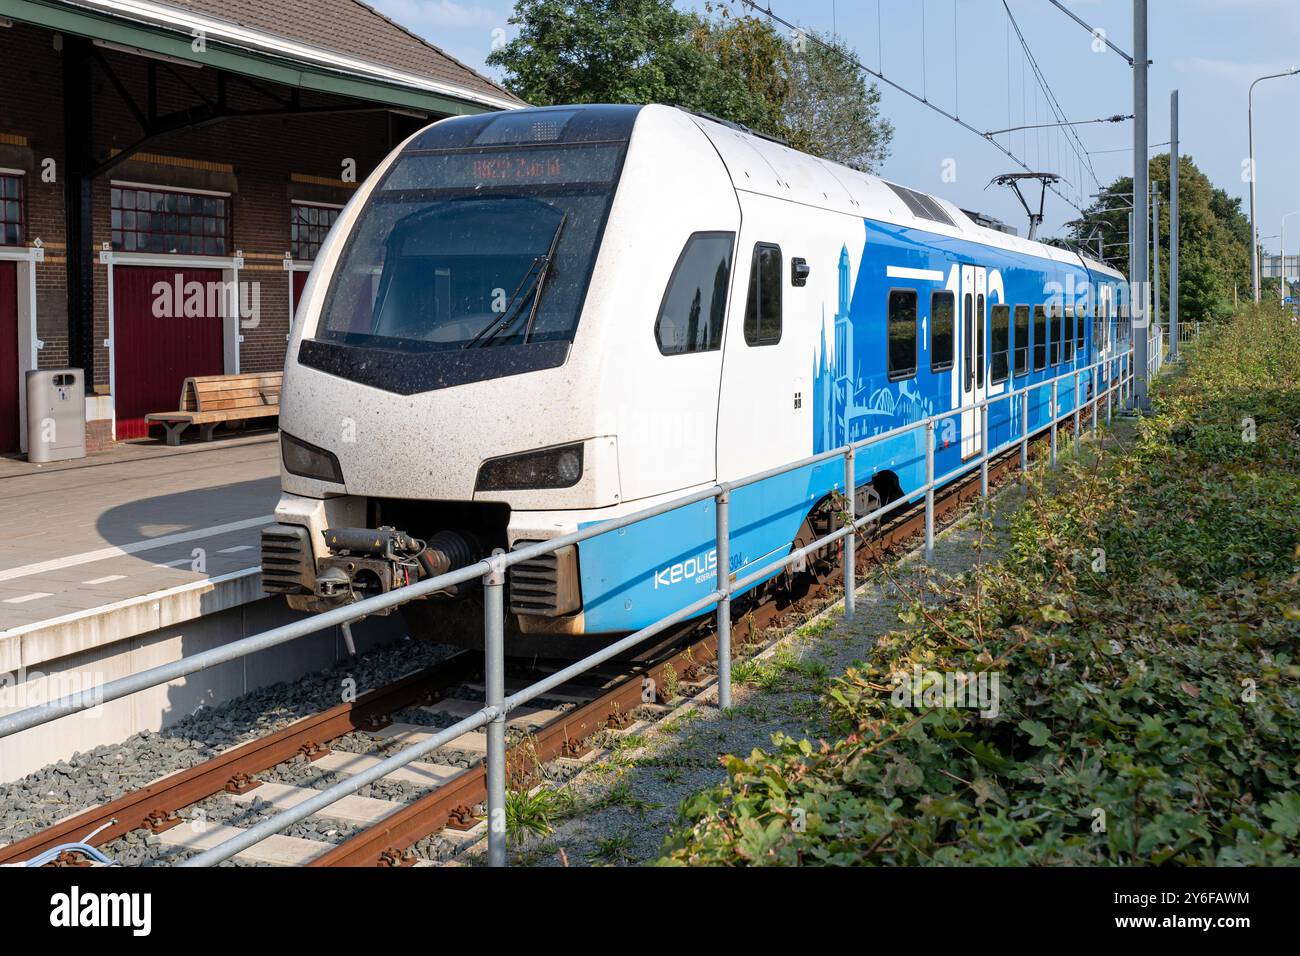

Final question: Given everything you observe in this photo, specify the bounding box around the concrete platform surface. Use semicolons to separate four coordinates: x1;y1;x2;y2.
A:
0;434;279;634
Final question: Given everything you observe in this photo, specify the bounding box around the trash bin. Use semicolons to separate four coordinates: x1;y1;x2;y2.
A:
26;368;86;463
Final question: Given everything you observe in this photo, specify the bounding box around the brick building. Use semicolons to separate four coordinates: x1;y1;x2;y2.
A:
0;0;522;452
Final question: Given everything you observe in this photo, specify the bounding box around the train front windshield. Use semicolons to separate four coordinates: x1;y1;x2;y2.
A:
317;143;622;352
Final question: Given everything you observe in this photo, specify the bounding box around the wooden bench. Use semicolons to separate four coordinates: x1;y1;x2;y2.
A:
145;372;282;446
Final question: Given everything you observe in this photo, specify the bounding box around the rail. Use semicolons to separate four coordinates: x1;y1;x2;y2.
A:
1;341;1167;867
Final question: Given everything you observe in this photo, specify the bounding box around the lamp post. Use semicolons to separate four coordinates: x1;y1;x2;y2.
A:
1248;68;1299;302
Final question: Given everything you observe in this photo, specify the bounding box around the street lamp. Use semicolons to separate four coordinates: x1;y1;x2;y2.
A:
1248;68;1300;302
1281;210;1300;303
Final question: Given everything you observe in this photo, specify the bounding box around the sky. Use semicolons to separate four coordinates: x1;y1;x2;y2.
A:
370;0;1300;254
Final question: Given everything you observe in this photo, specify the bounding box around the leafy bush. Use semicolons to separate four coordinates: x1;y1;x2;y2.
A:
658;306;1300;865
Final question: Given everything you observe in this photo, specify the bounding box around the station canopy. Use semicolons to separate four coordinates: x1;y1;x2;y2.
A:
5;0;525;116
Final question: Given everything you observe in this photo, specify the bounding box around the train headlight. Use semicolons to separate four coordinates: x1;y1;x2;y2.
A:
476;442;584;492
281;432;345;485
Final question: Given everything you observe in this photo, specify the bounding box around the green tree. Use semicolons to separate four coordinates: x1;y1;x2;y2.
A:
784;31;893;172
1072;155;1251;321
487;1;892;169
485;0;776;130
688;2;790;136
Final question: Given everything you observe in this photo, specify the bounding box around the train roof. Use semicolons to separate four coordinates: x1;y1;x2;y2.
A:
669;106;1125;280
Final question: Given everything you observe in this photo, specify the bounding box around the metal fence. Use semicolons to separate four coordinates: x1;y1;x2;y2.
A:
0;346;1143;867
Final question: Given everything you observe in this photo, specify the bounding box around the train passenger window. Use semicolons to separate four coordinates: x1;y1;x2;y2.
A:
1014;305;1030;375
976;294;985;388
931;291;954;372
887;289;918;380
655;232;734;355
991;305;1010;383
1063;305;1075;363
1033;306;1047;370
743;243;783;346
1050;305;1064;365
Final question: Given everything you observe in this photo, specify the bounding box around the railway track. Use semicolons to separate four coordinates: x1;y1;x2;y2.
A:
0;407;1097;867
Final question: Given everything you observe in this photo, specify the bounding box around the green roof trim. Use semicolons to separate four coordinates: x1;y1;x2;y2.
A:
0;0;498;116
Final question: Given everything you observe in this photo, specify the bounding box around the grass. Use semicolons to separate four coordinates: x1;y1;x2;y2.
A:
589;833;635;864
504;785;574;844
731;646;830;692
590;778;663;816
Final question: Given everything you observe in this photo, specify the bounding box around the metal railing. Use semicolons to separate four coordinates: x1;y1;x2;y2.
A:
0;347;1140;867
1176;321;1203;347
1151;319;1203;373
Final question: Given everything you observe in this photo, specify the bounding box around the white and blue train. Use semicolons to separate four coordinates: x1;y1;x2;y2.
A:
260;103;1130;648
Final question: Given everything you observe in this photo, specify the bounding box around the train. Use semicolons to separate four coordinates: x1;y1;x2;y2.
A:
259;103;1130;651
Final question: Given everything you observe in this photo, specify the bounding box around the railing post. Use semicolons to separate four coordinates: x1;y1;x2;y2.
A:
1092;366;1099;435
1106;359;1113;424
484;552;507;868
1020;389;1029;473
1073;371;1081;455
843;448;856;621
924;420;935;561
1050;379;1058;468
715;486;731;710
979;403;989;499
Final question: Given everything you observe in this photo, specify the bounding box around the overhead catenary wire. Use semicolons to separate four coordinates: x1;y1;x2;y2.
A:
740;0;1087;215
1002;0;1103;198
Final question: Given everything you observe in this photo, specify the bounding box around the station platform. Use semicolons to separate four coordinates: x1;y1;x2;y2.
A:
0;431;402;783
0;432;278;637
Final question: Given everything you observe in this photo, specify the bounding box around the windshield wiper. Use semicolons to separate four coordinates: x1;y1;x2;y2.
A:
464;213;567;349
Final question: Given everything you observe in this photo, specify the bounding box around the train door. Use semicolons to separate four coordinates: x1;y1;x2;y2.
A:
959;264;987;459
715;194;809;481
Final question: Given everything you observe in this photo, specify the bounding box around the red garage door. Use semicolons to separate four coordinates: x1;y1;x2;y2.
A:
114;265;225;440
0;262;18;453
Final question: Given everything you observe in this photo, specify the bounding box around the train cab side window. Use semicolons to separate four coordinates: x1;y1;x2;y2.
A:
1094;301;1106;353
1033;306;1048;370
991;305;1010;383
930;290;954;372
1050;304;1064;365
1076;305;1087;355
1014;305;1030;375
887;289;918;381
655;232;735;355
1063;305;1075;363
743;243;783;346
